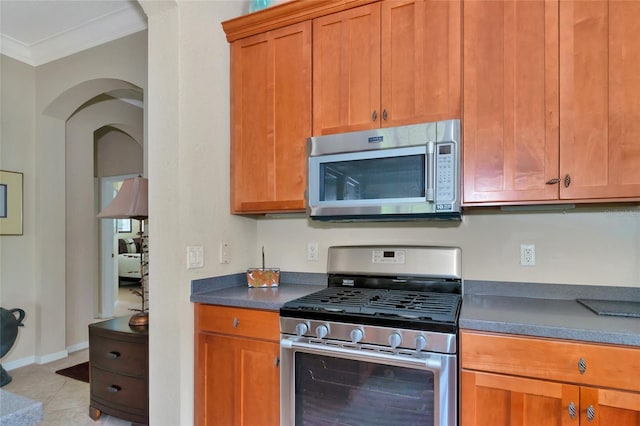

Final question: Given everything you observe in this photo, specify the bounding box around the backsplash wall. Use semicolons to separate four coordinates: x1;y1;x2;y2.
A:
257;205;640;287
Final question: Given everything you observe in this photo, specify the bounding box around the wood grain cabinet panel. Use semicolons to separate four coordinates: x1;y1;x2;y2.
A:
313;3;381;135
559;0;640;200
464;0;640;205
313;0;461;135
381;0;460;127
463;0;559;204
194;304;280;426
230;21;311;214
461;370;579;426
460;330;640;426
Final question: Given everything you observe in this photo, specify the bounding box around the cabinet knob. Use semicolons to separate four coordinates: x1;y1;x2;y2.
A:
106;351;121;359
586;405;595;422
568;401;577;419
578;357;587;374
382;109;388;121
274;356;279;368
564;174;571;188
233;318;240;328
546;178;560;185
106;385;122;393
372;110;378;122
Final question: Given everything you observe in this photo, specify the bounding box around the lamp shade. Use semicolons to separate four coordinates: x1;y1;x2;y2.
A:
97;176;148;220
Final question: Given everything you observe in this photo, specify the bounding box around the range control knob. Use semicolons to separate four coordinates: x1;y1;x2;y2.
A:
415;335;427;352
350;328;364;344
315;325;329;339
295;323;308;337
388;332;402;349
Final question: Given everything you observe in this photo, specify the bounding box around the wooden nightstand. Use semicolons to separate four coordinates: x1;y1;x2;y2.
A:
89;316;148;425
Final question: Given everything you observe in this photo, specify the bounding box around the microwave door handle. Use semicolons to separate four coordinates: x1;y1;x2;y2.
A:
426;141;435;201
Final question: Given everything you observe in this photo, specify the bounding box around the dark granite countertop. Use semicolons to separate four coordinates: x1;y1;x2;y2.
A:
191;274;640;346
190;271;326;311
461;280;640;347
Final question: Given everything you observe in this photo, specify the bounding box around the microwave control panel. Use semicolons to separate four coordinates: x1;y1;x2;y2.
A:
435;142;456;210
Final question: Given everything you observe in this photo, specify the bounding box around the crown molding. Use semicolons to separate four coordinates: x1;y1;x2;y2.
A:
0;6;147;67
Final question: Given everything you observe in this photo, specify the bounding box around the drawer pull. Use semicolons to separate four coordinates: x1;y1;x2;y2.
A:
578;357;587;374
568;401;576;419
106;385;122;393
586;405;595;422
274;356;279;368
233;318;240;328
106;351;121;359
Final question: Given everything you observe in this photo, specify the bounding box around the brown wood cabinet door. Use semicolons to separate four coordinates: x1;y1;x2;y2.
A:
580;387;640;426
313;3;381;135
559;1;640;200
463;0;560;204
461;370;580;426
230;21;311;214
195;333;279;426
235;337;280;426
381;0;461;127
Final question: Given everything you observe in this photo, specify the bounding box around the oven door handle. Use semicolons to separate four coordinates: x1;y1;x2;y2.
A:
281;338;442;371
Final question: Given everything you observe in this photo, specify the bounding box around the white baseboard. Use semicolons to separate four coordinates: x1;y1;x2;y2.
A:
35;350;68;365
3;356;36;371
3;341;89;371
66;341;88;353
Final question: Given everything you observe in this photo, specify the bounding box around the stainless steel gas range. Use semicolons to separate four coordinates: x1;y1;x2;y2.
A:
280;245;462;426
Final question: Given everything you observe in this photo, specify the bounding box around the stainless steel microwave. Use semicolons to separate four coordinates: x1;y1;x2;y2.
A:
306;119;461;221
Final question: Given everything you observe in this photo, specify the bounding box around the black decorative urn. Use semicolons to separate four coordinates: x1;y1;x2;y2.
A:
0;307;25;387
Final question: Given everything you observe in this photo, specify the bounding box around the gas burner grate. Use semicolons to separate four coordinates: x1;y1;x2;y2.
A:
284;287;460;322
361;291;460;322
288;288;386;314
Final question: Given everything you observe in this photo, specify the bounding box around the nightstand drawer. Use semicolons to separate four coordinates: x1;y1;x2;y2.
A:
91;366;147;412
90;336;146;376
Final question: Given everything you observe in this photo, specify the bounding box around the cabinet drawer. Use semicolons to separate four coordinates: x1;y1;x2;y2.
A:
461;330;640;392
90;366;147;412
89;336;146;376
195;304;279;341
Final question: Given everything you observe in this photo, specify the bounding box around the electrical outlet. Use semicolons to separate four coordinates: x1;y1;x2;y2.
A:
219;242;230;264
520;244;536;266
307;242;319;261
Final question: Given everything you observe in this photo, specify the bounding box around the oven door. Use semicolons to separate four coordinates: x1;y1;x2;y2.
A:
280;337;457;426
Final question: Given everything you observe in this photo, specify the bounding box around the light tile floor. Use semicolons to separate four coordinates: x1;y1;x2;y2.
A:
2;286;143;425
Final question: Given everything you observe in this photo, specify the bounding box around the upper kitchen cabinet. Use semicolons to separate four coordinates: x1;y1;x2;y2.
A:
559;0;640;200
313;0;461;135
463;0;560;204
229;21;311;214
464;0;640;206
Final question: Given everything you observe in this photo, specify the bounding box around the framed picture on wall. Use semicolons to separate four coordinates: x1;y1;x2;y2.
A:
116;218;132;233
0;170;23;235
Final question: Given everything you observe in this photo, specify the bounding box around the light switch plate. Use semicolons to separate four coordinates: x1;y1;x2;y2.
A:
187;246;204;269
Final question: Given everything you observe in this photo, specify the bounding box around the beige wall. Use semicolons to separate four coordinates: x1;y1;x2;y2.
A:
1;31;147;367
256;207;640;286
0;55;37;365
66;98;143;348
96;129;143;178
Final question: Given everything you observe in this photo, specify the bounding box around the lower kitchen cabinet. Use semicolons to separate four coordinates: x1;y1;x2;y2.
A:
194;304;280;426
460;330;640;426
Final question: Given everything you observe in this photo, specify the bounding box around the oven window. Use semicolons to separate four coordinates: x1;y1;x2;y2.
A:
320;155;425;201
294;352;434;425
